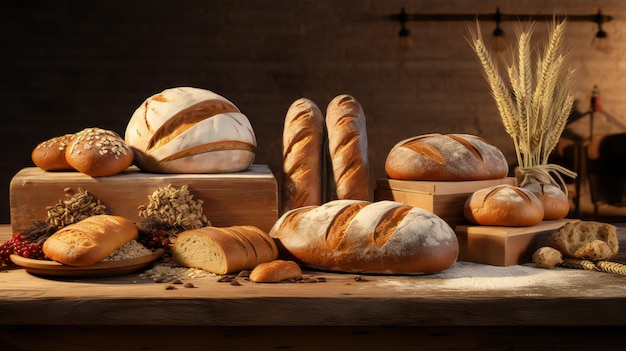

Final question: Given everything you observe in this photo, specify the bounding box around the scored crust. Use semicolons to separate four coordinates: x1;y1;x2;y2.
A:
464;185;544;226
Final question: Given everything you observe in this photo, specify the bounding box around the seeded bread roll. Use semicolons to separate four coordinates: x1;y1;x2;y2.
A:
549;221;618;261
522;182;570;220
65;128;134;177
281;98;325;213
385;133;508;181
464;184;544;226
269;200;459;274
42;215;138;266
125;87;256;174
250;260;303;283
172;225;278;274
326;95;370;201
31;134;75;171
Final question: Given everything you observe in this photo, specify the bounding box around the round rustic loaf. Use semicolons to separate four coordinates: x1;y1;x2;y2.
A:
522;182;570;220
66;128;134;177
464;184;544;226
31;133;76;171
385;133;509;181
125;87;256;173
269;200;459;275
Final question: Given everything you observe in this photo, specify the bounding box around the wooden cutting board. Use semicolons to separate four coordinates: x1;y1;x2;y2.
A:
9;164;278;234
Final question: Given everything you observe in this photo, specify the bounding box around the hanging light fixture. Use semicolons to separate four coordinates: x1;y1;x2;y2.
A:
390;7;613;53
490;8;507;53
593;9;610;53
396;7;414;54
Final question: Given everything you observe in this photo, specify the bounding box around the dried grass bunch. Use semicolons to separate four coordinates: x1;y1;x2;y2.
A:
469;19;577;191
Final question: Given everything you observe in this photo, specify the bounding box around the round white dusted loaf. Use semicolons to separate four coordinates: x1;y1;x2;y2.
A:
125;87;256;173
269;200;459;274
385;133;508;181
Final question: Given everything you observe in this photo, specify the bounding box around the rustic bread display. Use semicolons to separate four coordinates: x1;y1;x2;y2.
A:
42;215;138;266
385;133;508;181
172;225;278;274
464;184;544;226
281;98;325;213
269;200;459;274
125;87;256;173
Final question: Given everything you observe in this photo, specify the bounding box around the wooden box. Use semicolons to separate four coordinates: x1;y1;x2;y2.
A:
375;177;516;227
455;219;577;266
9;164;278;233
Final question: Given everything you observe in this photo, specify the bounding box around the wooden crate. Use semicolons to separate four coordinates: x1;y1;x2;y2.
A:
375;177;516;227
455;219;578;266
10;164;278;233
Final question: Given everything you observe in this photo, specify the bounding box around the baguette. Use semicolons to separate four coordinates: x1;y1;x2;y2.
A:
269;200;459;274
42;215;138;266
326;95;369;201
281;98;325;213
172;225;278;274
463;185;544;226
385;133;508;181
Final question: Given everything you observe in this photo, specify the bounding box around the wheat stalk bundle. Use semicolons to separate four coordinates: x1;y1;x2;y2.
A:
469;19;577;192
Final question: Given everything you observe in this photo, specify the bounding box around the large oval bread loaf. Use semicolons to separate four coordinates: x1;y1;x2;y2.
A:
172;225;279;274
42;215;138;266
326;95;370;201
269;200;459;274
385;133;508;181
125;87;256;173
281;98;325;213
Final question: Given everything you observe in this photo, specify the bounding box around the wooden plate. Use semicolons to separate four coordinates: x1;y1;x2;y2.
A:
10;248;165;277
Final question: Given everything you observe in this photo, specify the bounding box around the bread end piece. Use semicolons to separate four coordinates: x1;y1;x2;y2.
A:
549;221;618;261
532;246;563;269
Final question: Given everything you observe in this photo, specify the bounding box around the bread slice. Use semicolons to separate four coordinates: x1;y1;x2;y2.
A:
172;226;278;274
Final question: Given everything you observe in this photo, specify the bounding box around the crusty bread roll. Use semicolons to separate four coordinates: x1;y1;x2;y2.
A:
125;87;256;174
65;128;134;177
250;260;302;283
281;98;325;213
42;215;138;266
549;221;618;261
326;95;369;201
385;133;509;181
31;134;75;171
464;185;544;226
172;225;278;274
522;182;570;220
532;246;563;269
269;200;459;274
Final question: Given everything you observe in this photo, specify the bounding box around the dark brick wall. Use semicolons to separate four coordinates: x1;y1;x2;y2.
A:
1;0;625;224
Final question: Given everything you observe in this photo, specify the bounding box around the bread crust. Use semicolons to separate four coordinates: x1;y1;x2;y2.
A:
172;226;278;274
385;133;509;181
549;221;618;260
250;260;302;283
125;87;256;174
65;128;134;177
31;134;75;171
464;185;544;226
42;215;138;266
326;95;369;201
522;182;569;220
281;98;325;213
269;200;459;274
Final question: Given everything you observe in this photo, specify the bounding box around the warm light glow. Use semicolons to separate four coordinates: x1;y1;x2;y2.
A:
593;29;611;53
397;27;414;55
490;27;506;53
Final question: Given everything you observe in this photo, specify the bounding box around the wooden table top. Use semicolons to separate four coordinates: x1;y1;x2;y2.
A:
1;224;625;328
